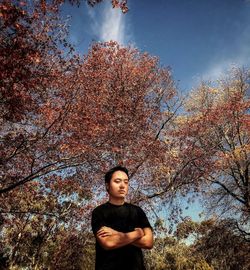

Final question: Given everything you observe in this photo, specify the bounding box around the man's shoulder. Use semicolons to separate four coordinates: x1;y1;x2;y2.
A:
92;202;109;214
125;202;144;212
125;202;137;207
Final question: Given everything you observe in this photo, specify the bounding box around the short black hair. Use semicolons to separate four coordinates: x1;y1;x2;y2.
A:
104;165;129;184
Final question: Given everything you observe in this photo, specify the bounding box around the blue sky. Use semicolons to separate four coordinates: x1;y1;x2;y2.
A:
62;0;250;92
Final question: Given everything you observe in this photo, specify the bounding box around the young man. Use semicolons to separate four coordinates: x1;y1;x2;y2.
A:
91;166;153;270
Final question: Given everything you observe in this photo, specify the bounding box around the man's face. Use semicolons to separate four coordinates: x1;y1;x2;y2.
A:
107;170;129;199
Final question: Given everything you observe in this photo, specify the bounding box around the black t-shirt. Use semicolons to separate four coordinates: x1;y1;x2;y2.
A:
91;202;152;270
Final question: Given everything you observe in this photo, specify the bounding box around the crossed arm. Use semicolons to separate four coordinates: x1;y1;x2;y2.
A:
96;226;153;250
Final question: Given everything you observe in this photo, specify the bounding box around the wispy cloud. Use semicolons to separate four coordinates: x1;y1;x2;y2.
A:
189;16;250;88
197;61;238;83
196;34;250;86
100;4;126;44
87;3;133;46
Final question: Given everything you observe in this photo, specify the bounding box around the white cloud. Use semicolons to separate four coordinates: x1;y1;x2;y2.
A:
87;3;133;46
199;61;238;82
191;26;250;87
100;4;125;44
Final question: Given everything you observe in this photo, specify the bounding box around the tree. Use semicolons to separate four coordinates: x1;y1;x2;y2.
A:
87;0;129;13
175;217;250;270
1;1;181;268
0;0;131;194
150;68;250;235
195;219;250;270
1;38;177;192
144;235;213;270
183;68;250;231
1;2;177;267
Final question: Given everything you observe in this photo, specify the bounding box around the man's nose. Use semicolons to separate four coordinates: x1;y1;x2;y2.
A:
120;182;125;188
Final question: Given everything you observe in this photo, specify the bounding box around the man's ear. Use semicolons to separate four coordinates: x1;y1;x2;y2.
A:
105;183;109;192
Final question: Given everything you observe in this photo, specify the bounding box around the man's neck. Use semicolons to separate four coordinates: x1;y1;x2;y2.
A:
108;197;125;206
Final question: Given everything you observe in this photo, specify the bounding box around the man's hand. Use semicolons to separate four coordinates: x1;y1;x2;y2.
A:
97;226;118;238
134;227;145;238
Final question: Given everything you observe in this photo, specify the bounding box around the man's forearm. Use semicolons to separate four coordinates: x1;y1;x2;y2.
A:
132;236;152;249
132;228;153;249
97;228;144;250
